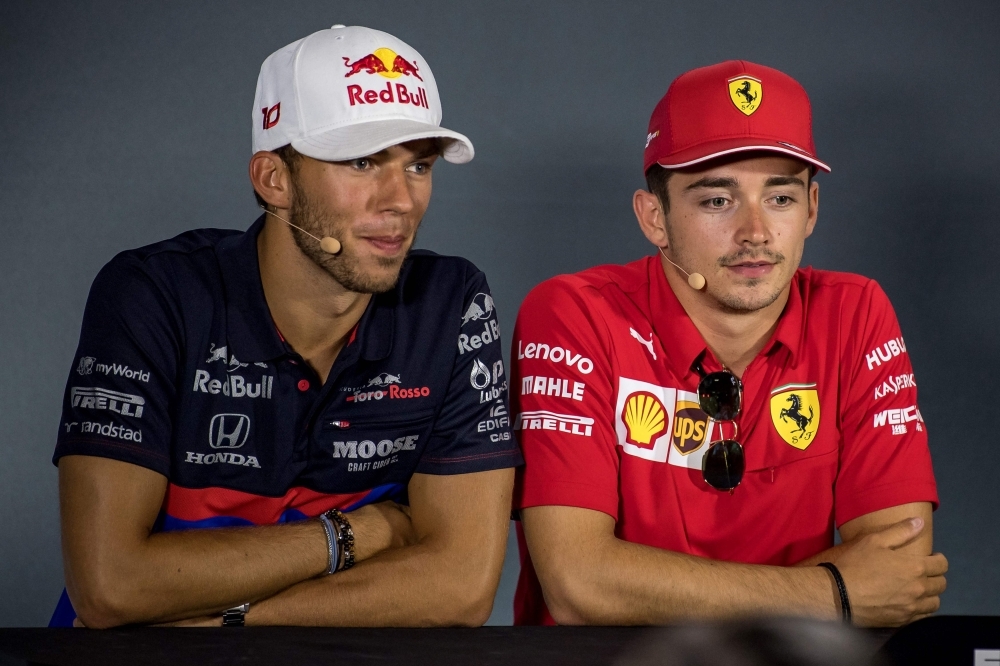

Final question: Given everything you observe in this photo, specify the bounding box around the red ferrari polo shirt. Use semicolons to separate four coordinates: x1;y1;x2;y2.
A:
511;255;938;625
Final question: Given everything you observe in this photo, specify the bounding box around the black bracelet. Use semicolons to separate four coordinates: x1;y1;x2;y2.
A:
817;562;852;624
325;509;356;571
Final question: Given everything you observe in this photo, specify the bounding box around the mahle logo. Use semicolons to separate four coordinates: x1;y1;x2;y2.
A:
769;383;821;450
621;392;667;448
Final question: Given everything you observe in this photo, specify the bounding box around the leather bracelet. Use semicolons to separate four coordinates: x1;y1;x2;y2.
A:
817;562;852;624
325;509;355;571
318;512;339;575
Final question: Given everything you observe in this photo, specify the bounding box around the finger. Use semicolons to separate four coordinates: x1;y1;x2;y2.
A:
923;553;949;577
870;517;924;549
908;612;937;624
922;575;947;597
72;617;86;628
914;594;941;616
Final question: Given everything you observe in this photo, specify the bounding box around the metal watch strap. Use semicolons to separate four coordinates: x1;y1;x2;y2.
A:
221;603;249;627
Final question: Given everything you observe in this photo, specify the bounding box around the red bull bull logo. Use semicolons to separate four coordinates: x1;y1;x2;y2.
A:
342;48;429;110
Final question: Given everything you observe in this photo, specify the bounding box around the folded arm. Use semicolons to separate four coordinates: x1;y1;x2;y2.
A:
246;468;514;627
522;501;945;627
60;455;412;628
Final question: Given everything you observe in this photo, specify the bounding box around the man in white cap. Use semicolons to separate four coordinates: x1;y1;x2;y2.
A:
52;25;521;628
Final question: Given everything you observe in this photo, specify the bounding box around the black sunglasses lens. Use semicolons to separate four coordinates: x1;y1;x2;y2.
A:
698;372;742;421
702;440;745;491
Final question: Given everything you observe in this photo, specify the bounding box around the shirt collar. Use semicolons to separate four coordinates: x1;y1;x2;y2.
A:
647;256;803;378
215;215;397;364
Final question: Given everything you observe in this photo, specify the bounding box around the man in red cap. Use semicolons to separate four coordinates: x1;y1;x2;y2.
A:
511;61;945;626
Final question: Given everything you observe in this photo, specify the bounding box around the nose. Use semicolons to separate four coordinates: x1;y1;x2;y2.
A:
376;165;416;216
735;199;770;246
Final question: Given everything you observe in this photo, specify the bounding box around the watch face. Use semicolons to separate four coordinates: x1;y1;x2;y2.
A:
222;604;248;626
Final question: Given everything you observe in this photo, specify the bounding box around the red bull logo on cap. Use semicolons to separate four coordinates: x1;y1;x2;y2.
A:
343;47;429;109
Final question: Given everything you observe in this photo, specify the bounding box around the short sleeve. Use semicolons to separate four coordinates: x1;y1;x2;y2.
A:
835;280;938;526
511;277;620;519
53;256;180;477
415;270;523;475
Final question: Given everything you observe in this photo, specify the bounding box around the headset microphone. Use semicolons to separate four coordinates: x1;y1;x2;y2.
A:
259;206;341;255
659;247;706;290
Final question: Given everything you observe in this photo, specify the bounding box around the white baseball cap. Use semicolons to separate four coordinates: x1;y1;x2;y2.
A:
252;25;474;164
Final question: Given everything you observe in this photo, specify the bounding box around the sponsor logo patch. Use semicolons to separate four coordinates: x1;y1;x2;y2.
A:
461;292;495;326
516;341;593;375
866;337;907;371
769;383;821;450
520;375;585;402
209;413;250;449
71;386;145;418
873;405;924;433
614;377;713;465
185;451;260;468
76;356;150;382
193;370;273;399
874;373;916;401
514;410;594;437
64;420;142;442
458;319;500;355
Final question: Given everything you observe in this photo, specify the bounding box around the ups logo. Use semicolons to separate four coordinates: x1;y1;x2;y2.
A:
671;400;710;455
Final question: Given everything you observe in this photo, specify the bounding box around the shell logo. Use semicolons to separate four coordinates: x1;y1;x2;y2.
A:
621;391;668;448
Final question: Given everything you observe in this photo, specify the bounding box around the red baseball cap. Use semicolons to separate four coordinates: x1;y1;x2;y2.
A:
643;60;830;174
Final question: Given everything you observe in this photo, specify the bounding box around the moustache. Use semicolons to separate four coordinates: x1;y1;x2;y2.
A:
717;248;785;267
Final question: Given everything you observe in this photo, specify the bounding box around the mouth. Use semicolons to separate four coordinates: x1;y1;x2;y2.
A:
359;234;407;255
725;260;775;279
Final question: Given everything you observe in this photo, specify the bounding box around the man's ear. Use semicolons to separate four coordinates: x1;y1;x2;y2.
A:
804;179;820;239
633;189;668;248
249;151;294;211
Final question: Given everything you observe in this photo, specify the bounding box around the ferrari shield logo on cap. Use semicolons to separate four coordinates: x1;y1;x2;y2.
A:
728;75;763;116
769;383;820;450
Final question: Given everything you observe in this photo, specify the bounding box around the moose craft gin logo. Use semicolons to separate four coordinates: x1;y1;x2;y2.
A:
769;383;820;450
728;75;762;116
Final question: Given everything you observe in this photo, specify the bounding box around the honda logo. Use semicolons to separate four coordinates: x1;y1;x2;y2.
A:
209;413;250;449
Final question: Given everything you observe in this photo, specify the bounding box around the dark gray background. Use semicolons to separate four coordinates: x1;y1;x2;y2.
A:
1;0;997;627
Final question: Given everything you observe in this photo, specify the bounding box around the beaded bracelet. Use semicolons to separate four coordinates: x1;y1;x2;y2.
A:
318;512;339;575
325;509;356;572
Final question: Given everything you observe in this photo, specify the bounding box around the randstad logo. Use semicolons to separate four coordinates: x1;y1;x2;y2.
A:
343;48;429;109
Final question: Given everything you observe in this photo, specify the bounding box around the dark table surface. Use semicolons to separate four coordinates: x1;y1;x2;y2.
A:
0;617;995;666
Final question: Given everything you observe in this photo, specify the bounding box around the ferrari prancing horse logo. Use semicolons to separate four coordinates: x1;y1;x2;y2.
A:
728;76;762;116
769;383;820;450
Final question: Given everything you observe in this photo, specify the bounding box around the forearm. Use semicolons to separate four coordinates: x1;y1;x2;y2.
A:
247;536;500;627
539;535;838;625
65;519;328;627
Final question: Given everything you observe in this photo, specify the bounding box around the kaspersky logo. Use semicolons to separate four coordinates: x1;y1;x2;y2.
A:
343;48;429;109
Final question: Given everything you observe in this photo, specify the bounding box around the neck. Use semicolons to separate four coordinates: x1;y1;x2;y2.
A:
258;217;371;384
659;254;789;377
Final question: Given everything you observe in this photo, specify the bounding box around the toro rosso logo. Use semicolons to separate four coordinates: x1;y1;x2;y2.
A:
343;47;429;109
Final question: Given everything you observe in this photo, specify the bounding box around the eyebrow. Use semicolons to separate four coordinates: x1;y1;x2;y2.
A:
684;177;739;191
763;175;807;188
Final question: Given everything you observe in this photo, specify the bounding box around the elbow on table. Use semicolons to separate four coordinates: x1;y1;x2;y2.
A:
538;567;606;626
69;575;149;629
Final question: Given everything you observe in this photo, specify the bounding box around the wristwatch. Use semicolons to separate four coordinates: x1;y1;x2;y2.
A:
222;603;250;627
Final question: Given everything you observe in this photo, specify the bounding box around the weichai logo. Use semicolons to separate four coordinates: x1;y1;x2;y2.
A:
343;48;429;109
346;385;430;402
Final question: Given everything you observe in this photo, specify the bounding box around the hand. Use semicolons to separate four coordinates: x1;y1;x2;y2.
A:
835;517;947;627
344;501;415;562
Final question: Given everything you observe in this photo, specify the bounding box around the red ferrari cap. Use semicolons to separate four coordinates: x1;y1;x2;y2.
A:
643;60;830;174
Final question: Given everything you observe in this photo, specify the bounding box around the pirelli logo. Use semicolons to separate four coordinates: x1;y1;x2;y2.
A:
513;410;594;437
71;386;145;418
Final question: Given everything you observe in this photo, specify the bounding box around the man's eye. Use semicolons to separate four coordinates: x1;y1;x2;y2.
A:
352;159;371;170
774;195;791;205
407;162;429;174
710;197;727;207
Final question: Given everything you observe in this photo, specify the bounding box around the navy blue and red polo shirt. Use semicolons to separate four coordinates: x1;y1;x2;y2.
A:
50;215;521;625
